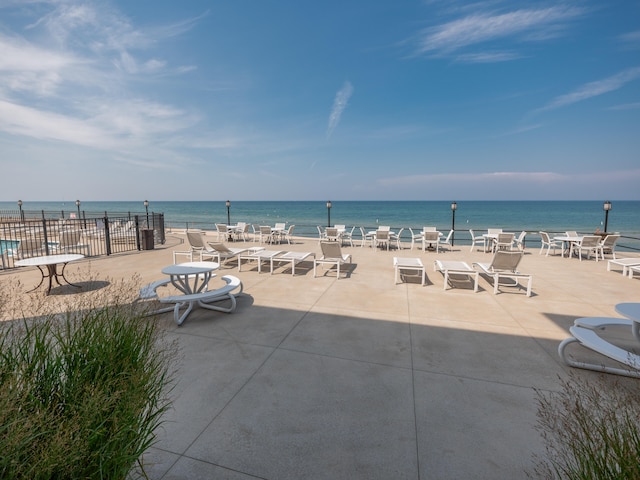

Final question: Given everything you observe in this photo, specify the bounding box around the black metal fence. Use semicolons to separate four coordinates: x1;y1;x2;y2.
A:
1;211;165;269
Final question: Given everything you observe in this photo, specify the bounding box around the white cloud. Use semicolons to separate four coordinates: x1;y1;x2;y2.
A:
414;5;584;58
326;81;354;139
454;51;520;63
538;67;640;112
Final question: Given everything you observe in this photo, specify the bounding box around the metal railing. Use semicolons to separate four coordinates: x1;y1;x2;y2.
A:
1;213;165;269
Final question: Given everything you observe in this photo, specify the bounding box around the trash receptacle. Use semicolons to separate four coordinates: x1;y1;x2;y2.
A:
141;228;154;250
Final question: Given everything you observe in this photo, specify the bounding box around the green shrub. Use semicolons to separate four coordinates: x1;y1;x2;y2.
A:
532;372;640;479
0;278;177;479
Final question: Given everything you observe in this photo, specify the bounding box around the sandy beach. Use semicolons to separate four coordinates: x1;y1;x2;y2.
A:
2;231;639;479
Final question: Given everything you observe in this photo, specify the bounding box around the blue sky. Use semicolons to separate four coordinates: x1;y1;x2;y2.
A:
1;0;639;201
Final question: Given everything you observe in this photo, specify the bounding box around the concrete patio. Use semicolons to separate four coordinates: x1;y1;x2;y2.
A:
3;232;639;479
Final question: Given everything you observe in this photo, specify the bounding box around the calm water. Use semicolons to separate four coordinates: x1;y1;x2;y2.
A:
2;200;639;250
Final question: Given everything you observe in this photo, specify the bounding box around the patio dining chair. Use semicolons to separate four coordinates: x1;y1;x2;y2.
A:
538;231;562;256
574;235;602;261
599;234;620;260
469;229;486;252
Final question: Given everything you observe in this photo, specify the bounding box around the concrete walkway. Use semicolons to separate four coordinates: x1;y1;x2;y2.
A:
4;232;639;479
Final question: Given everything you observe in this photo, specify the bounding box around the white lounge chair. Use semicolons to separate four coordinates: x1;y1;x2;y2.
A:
55;230;92;256
607;258;640;276
434;260;478;292
207;242;249;267
314;242;352;279
559;318;640;378
185;232;218;261
515;231;527;251
473;250;532;296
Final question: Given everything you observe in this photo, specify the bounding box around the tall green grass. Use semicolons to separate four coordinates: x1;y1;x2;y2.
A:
532;373;640;479
0;278;177;479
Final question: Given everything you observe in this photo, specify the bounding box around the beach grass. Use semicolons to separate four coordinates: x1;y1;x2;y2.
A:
0;277;178;479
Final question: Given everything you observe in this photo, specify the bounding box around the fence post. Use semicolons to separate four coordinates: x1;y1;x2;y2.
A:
42;219;50;256
135;215;141;251
104;215;112;255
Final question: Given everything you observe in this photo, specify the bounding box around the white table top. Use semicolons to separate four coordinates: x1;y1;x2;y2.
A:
162;262;218;276
15;254;84;267
553;235;583;242
616;303;640;322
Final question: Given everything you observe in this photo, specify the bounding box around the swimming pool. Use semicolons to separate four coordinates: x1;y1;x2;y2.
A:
0;239;18;256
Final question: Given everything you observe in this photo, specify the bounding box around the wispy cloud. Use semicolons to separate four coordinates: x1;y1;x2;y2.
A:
537;67;640;112
327;81;353;139
608;102;640;111
413;5;584;60
618;30;640;49
454;51;521;63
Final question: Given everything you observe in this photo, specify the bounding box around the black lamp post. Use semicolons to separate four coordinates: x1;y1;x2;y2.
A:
603;201;612;233
226;200;231;225
451;201;457;246
144;200;149;226
18;199;23;222
326;200;332;227
75;199;81;220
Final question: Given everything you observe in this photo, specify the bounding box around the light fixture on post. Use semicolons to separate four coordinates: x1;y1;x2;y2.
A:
326;200;332;228
226;200;231;225
144;200;149;226
603;201;612;233
450;201;457;246
75;199;81;220
18;199;23;222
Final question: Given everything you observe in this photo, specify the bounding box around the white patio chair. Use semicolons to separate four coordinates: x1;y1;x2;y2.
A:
251;224;261;242
599;234;620;260
280;225;295;244
325;227;341;242
317;226;327;244
422;231;440;252
259;226;274;244
574;235;602;261
515;231;527;251
469;229;486;252
341;226;355;247
215;224;229;242
438;229;454;251
494;233;515;252
392;227;405;250
313;241;352;279
374;229;390;250
538;231;561;256
359;227;374;248
409;228;423;250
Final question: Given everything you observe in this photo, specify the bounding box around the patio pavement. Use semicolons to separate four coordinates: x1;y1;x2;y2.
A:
3;232;639;479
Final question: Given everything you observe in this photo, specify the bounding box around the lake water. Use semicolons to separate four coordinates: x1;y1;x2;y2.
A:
2;200;639;251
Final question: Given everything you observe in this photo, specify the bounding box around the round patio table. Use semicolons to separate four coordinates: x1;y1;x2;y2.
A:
15;254;85;295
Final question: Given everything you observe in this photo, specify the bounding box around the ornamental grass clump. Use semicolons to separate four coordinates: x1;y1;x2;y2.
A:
0;276;177;479
531;372;640;480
